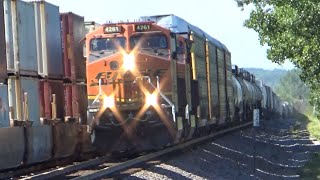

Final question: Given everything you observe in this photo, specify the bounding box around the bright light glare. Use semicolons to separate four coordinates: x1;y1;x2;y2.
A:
146;93;157;106
103;96;115;108
123;53;135;71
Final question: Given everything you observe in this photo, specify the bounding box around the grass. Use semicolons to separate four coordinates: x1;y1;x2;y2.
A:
299;153;320;179
294;111;320;179
306;115;320;140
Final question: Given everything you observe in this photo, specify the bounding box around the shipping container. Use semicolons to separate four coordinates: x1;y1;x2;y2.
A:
60;12;86;81
64;85;72;118
0;84;9;127
33;1;63;79
64;83;88;124
39;79;64;120
4;0;38;76
0;127;25;170
0;0;7;82
8;76;40;125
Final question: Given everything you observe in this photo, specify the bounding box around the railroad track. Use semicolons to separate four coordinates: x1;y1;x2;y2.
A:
18;122;252;180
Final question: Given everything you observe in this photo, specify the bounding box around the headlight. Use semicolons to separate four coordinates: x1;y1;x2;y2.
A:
103;96;115;108
146;93;157;106
123;53;135;71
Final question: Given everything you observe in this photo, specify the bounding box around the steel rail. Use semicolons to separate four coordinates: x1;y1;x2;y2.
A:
20;156;110;180
74;122;252;180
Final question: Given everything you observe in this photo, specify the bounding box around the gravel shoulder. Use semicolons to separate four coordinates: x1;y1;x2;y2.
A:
123;118;320;180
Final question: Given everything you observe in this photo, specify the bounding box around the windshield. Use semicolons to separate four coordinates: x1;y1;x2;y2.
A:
90;37;126;51
130;34;168;49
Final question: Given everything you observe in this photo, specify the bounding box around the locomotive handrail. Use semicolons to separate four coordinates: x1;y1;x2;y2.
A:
91;79;103;106
135;76;176;123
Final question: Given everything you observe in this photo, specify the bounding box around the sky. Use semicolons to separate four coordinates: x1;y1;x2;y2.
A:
27;0;294;70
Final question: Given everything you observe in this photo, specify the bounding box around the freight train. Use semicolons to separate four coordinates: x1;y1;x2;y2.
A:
85;15;289;153
0;0;289;172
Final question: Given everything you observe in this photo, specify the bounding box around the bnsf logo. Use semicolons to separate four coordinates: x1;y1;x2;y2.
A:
90;70;167;87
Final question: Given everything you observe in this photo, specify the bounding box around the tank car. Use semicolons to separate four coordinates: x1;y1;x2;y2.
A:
232;66;263;121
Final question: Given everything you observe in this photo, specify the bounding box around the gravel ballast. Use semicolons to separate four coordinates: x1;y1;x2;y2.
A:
124;118;320;180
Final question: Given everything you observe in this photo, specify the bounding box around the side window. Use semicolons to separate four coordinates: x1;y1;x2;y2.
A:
177;41;185;54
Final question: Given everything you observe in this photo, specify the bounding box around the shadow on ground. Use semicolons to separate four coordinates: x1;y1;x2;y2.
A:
121;114;320;180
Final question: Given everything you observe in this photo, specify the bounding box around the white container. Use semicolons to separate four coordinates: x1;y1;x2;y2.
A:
4;0;38;76
33;1;63;79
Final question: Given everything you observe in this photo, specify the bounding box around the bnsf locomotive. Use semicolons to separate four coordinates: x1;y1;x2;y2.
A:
85;15;285;153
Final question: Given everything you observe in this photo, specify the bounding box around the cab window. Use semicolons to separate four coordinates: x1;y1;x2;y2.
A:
90;37;126;51
130;34;168;49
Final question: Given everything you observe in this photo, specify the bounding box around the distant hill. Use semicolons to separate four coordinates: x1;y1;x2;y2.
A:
244;68;288;89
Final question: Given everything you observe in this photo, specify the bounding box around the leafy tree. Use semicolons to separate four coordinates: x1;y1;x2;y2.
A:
235;0;320;114
275;69;309;103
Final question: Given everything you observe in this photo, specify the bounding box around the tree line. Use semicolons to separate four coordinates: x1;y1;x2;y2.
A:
235;0;319;115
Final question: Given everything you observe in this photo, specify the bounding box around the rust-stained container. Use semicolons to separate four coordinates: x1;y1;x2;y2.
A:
39;79;64;120
190;32;208;123
64;82;88;124
0;84;9;127
53;122;78;158
25;125;53;164
64;84;72;118
33;1;63;79
8;76;40;125
0;127;25;170
0;0;7;82
4;0;38;76
60;12;86;81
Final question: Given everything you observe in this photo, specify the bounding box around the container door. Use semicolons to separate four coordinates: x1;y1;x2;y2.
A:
0;0;7;82
0;85;9;127
15;0;38;75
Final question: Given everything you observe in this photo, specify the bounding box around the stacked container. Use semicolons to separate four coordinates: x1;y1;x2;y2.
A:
39;79;64;120
0;85;9;127
33;1;63;79
60;12;86;82
0;0;7;83
64;83;88;124
4;0;38;76
3;0;39;125
60;12;88;123
8;76;40;125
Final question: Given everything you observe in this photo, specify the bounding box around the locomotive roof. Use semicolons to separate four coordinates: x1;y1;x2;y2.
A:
140;14;229;52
